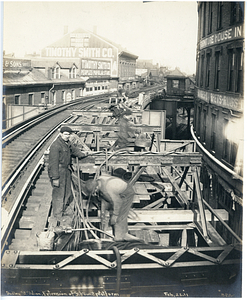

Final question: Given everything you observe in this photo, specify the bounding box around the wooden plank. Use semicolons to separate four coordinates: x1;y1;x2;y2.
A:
61;123;161;133
14;229;31;239
87;209;228;223
85;133;94;145
19;216;35;228
133;195;140;203
206;222;227;247
162;167;189;207
133;183;150;200
128;209;229;223
144;182;157;191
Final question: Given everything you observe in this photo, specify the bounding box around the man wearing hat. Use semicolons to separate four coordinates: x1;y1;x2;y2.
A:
48;126;89;228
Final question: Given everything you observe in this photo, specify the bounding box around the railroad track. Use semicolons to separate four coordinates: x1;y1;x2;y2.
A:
1;86;164;252
1;95;110;252
2;96;109;190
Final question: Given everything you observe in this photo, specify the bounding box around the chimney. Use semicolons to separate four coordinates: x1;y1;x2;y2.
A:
93;26;97;34
64;25;68;35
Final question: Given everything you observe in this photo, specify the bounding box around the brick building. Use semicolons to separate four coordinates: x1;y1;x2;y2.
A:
193;2;244;241
2;28;139;128
40;28;139;94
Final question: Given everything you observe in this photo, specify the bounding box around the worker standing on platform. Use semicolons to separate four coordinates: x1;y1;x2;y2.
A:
48;126;89;229
109;108;138;150
85;175;139;241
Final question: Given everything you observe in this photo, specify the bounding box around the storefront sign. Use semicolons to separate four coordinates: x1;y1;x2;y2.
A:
197;89;243;111
200;25;243;50
3;58;31;70
81;59;111;77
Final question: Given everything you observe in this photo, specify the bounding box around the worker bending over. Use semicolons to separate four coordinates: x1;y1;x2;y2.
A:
85;174;139;241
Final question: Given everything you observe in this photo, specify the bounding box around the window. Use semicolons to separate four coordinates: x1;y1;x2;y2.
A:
86;88;90;92
197;106;201;136
94;87;97;91
41;92;45;104
172;80;179;88
53;66;60;79
28;94;34;105
15;95;20;105
208;2;213;34
205;53;211;87
83;37;89;47
227;49;235;91
222;119;238;166
235;48;243;93
217;2;223;30
70;66;76;78
53;91;57;105
214;51;221;89
202;2;207;37
231;2;244;25
222;119;229;160
202;109;207;142
230;142;238;166
200;54;205;87
210;113;217;151
62;91;65;103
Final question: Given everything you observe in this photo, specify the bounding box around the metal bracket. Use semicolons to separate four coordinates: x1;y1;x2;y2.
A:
188;248;218;264
53;248;89;269
112;248;139;266
86;251;114;268
137;250;168;267
165;247;188;267
216;244;235;264
1;250;19;269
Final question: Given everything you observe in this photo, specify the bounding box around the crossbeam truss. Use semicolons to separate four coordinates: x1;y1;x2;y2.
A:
2;245;240;271
3;148;242;276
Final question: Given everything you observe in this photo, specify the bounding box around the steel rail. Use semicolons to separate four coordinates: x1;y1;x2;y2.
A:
190;124;243;181
2;95;106;146
2;115;73;197
1;98;110;254
1;157;44;254
2;96;110;194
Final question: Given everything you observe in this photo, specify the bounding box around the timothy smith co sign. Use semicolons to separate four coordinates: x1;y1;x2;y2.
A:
200;25;243;50
41;30;119;77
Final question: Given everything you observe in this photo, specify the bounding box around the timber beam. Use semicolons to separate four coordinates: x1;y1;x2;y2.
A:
75;152;202;167
61;123;161;133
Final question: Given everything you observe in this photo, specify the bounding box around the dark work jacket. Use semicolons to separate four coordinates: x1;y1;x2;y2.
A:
48;135;86;180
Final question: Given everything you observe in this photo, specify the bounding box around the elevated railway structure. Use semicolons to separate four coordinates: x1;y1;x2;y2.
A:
1;90;242;297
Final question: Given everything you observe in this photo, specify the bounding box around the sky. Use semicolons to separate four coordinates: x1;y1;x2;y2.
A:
3;1;198;74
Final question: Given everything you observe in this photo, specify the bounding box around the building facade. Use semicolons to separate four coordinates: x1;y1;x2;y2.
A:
41;28;138;94
2;28;139;128
193;2;244;242
2;56;86;128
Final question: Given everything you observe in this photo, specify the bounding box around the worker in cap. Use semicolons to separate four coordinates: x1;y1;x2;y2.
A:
48;126;89;229
84;175;139;241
